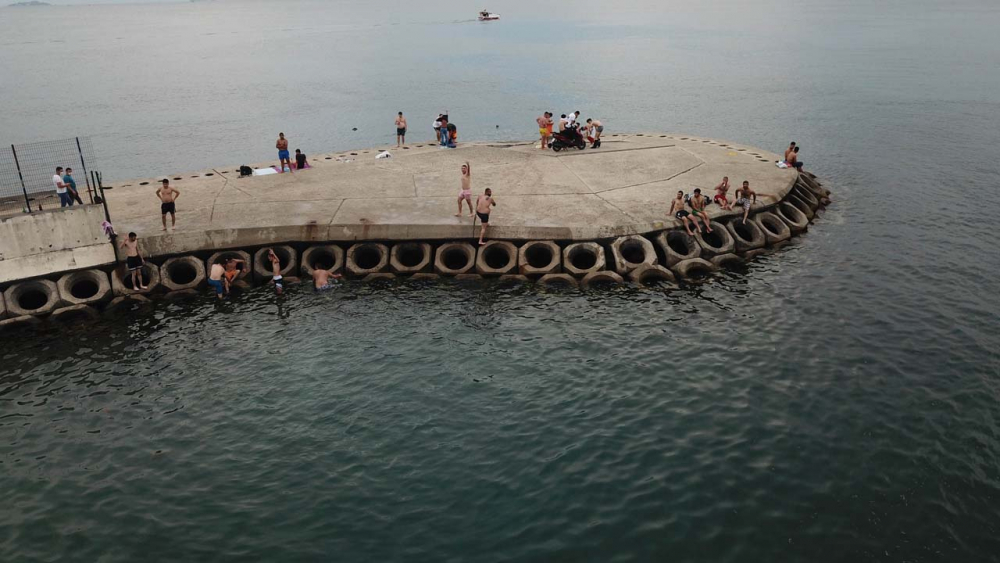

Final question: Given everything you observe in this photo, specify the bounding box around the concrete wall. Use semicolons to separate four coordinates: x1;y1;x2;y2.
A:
0;205;116;284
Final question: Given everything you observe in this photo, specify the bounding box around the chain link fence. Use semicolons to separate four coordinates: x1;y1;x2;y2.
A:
0;137;101;217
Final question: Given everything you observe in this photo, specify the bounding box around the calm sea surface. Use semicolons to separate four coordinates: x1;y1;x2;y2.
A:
2;0;1000;562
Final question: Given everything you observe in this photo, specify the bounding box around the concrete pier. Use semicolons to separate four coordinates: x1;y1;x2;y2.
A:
101;133;796;258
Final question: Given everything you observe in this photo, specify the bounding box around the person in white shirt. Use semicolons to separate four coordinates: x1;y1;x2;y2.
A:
53;166;73;208
567;111;580;125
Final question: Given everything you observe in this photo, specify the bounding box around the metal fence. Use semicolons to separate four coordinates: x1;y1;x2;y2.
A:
0;136;101;217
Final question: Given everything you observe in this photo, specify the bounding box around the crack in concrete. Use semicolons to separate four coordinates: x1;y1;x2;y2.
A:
592;161;705;195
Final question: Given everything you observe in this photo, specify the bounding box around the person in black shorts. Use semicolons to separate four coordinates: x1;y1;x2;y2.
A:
476;188;497;245
395;112;407;147
669;190;700;235
156;179;180;231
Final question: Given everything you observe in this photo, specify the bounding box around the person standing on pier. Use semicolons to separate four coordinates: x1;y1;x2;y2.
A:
476;188;496;246
156;179;180;231
53;166;73;208
456;163;474;217
585;118;603;148
396;112;407;147
119;232;148;291
537;112;552;149
433;114;443;143
276;133;292;173
64;167;83;205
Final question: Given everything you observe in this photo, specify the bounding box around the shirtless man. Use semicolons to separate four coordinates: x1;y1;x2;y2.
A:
669;190;699;236
312;266;343;291
156;178;180;231
395;112;407;148
276;132;292;173
455;163;474;217
536;112;551;149
118;232;148;290
713;176;733;210
784;141;796;162
688;188;713;232
476;188;496;245
586;118;603;147
734;180;757;224
558;114;569;132
207;258;227;299
267;248;284;294
223;257;245;294
787;146;804;171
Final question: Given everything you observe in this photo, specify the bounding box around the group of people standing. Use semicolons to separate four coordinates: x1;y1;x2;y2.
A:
536;111;604;149
51;166;83;208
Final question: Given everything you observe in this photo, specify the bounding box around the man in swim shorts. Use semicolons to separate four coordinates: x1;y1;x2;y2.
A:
455;162;474;217
208;258;227;299
688;188;713;232
396;112;407;148
585;118;603;148
312;266;342;291
156;178;180;231
276;132;292;173
223;257;245;294
267;248;284;295
118;232;148;291
669;190;700;235
537;112;551;150
713;176;733;210
476;188;496;246
734;180;757;224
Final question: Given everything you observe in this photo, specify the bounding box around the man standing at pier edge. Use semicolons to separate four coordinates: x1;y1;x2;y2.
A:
276;132;292;173
64;167;83;204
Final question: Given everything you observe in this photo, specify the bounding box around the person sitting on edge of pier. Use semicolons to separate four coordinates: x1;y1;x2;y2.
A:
476;187;496;246
784;141;796;162
713;176;733;210
119;232;149;290
670;190;700;236
267;248;284;295
207;258;227;300
786;146;803;171
312;265;342;292
734;180;757;224
688;188;713;232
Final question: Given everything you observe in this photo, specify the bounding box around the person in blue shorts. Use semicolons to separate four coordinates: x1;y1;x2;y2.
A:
276;132;292;173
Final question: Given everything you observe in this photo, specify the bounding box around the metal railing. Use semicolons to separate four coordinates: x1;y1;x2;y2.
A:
0;136;101;217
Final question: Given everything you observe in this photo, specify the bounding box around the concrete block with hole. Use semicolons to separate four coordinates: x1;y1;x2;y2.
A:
434;242;476;275
786;194;815;220
581;270;623;288
57;269;112;307
628;264;677;285
50;304;100;323
752;212;792;245
206;250;252;282
775;201;809;234
609;236;656;274
475;241;518;276
0;315;43;332
538;273;578;287
301;245;345;276
653;230;700;267
253;245;298;283
670;258;719;279
3;279;66;316
0;292;6;319
390;242;432;274
562;242;605;277
725;219;766;253
160;256;207;291
693;222;736;256
111;263;161;296
518;241;561;276
346;243;389;276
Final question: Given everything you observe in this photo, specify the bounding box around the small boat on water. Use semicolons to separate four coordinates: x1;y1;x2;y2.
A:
478;10;500;21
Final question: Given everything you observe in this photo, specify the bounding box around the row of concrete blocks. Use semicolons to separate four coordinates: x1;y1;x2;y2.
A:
0;177;831;326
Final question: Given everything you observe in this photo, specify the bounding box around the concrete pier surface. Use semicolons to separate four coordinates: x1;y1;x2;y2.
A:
104;133;796;258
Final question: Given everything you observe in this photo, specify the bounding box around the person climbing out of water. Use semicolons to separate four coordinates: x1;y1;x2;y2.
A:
395;112;407;148
734;180;757;224
787;146;804;171
295;149;308;171
456;162;473;217
276;132;292;173
267;248;284;295
669;190;699;236
208;258;227;299
476;187;496;246
713;176;733;210
688;188;713;232
156;178;180;231
119;232;148;290
312;266;342;292
586;119;603;148
223;257;245;294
